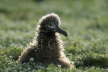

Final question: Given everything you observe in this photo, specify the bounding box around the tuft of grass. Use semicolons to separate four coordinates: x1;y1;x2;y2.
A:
0;47;22;60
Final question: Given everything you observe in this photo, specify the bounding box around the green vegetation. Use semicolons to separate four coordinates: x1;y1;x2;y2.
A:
0;0;108;72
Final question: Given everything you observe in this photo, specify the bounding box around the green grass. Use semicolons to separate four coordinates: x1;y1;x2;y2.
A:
0;0;108;72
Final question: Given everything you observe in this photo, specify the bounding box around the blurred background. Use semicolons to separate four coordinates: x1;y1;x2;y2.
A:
0;0;108;71
0;0;108;48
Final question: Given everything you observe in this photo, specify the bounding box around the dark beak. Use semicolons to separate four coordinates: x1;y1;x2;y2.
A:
56;27;68;37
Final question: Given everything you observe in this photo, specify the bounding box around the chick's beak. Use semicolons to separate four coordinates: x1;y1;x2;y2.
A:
56;27;68;37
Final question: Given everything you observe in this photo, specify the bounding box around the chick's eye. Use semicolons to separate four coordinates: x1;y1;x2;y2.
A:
48;25;55;29
47;23;53;27
47;22;56;28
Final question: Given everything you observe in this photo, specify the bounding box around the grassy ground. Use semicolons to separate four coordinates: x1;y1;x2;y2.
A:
0;0;108;72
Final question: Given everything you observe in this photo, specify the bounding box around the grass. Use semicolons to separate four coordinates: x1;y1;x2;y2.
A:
0;0;108;72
